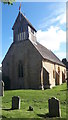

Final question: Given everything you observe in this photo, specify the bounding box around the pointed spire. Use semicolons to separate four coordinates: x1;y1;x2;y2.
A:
19;3;21;12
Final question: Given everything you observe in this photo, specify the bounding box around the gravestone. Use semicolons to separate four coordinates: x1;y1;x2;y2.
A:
12;96;20;110
0;80;4;96
28;106;33;111
48;97;61;117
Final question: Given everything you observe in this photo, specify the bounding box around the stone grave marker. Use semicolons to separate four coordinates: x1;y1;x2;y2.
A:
48;97;61;117
28;106;33;111
12;96;20;110
0;80;4;96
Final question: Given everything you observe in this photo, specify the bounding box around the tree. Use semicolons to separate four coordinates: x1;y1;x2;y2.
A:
1;0;15;5
62;58;68;69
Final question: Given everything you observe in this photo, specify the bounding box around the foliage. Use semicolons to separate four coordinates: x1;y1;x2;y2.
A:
2;83;67;119
1;0;15;5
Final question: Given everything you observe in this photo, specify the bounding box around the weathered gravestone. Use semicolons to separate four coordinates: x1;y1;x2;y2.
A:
12;96;20;110
48;97;61;117
28;106;33;111
0;80;4;96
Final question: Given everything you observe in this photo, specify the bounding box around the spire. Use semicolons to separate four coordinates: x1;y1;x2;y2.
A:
19;3;21;12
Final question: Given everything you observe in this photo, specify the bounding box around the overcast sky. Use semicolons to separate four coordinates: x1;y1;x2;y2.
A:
0;2;66;64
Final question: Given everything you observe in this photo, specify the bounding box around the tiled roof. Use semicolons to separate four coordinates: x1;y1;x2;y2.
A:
33;41;65;67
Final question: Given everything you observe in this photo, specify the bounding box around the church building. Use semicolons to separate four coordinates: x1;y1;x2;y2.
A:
2;9;66;90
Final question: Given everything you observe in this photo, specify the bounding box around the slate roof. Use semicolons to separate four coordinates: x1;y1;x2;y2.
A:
33;41;65;67
12;11;37;32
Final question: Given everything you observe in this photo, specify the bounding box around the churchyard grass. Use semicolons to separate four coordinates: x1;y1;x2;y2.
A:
2;83;67;119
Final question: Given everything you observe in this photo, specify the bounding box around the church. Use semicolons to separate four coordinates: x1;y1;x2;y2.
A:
2;9;66;90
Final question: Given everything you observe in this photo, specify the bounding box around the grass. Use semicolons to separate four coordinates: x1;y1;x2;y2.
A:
1;83;67;119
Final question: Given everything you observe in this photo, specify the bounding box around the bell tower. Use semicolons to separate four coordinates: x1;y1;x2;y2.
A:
12;4;37;43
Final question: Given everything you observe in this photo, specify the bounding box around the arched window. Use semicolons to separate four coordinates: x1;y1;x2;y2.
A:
18;61;23;78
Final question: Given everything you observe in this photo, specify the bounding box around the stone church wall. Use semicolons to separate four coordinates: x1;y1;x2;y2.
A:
42;60;66;88
2;40;42;90
2;40;66;90
43;60;55;88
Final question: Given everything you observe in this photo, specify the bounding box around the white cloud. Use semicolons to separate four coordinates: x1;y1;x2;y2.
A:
39;6;66;29
51;12;66;25
37;26;66;51
59;12;66;25
36;3;66;60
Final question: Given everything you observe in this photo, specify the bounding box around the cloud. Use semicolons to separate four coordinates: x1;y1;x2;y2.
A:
51;12;66;25
37;3;66;60
37;26;66;51
60;12;66;24
39;12;66;29
38;3;66;29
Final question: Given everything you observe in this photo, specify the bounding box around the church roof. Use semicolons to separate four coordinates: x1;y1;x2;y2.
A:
33;41;65;67
12;11;37;32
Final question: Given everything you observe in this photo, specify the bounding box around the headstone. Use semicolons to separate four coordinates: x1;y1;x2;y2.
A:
48;97;61;117
28;106;33;111
12;96;20;110
0;80;4;96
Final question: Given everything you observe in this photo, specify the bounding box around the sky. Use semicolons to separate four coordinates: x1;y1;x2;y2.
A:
0;2;66;64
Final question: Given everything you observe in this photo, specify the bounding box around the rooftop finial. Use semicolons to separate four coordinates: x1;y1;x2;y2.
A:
19;3;21;12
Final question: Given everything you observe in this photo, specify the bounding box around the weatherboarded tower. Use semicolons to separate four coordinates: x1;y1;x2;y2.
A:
2;9;66;90
12;11;37;43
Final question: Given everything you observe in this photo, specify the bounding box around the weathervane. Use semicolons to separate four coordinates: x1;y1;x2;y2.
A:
19;3;21;12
